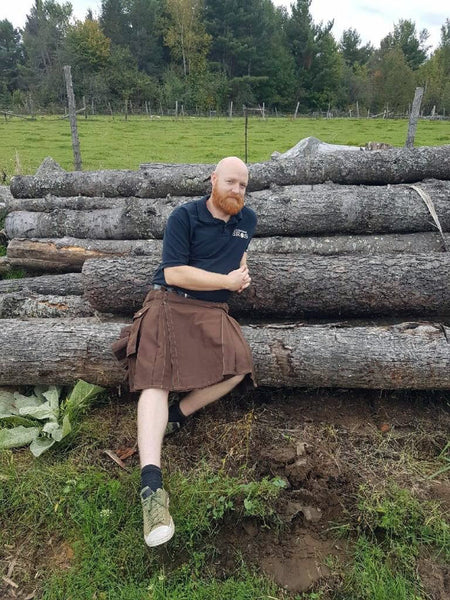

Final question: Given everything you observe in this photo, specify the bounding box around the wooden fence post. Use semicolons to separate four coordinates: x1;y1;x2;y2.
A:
63;65;82;171
405;87;424;148
244;106;248;163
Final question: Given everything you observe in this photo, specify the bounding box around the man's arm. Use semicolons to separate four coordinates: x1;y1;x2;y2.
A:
164;264;250;292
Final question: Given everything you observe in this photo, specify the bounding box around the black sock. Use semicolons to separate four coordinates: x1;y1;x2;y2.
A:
168;401;187;424
141;464;163;497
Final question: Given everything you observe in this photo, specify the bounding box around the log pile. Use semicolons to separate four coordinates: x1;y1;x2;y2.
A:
1;145;450;389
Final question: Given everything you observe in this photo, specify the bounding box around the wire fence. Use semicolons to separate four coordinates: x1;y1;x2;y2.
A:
1;101;448;121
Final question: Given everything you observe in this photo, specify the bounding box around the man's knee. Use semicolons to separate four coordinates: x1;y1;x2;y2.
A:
139;388;169;403
229;374;245;386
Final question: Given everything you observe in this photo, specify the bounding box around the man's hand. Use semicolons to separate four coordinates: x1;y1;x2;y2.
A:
227;265;251;292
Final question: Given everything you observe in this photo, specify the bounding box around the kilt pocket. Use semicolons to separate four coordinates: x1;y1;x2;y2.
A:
126;304;152;357
111;324;132;366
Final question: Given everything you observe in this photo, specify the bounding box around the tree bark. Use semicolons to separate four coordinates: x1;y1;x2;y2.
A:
0;318;448;389
6;238;163;272
10;145;450;198
5;181;450;239
7;233;450;272
0;273;83;296
81;254;450;318
0;293;94;318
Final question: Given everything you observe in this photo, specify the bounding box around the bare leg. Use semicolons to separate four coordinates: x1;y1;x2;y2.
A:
179;374;245;417
137;388;169;468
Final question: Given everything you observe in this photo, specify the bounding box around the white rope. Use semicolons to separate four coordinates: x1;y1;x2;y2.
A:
408;184;448;252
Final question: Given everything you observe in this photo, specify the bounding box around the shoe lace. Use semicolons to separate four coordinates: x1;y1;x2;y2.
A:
144;493;167;528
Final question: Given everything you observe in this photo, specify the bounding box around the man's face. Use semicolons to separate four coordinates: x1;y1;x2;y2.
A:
210;162;248;216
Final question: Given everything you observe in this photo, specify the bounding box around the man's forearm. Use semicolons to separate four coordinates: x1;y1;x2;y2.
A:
164;265;231;291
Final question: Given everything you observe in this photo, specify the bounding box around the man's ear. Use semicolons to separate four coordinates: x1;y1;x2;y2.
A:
211;172;217;186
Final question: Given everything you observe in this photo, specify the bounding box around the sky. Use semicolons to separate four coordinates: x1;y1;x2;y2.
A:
1;0;449;53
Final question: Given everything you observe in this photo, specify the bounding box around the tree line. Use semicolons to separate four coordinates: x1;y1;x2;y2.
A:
0;0;449;116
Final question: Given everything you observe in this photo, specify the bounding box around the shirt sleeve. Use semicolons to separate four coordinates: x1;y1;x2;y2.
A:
160;207;191;268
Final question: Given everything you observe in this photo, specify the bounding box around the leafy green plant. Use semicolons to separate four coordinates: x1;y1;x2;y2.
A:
168;466;286;549
0;380;104;456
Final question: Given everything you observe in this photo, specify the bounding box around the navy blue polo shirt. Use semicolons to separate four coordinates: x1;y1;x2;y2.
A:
152;196;257;302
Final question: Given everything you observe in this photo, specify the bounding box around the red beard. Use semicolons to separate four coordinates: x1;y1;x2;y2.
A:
210;187;244;215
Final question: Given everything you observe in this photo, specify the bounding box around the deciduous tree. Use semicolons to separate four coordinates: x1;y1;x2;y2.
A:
164;0;211;76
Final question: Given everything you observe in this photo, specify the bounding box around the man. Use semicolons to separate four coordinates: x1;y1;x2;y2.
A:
113;156;257;548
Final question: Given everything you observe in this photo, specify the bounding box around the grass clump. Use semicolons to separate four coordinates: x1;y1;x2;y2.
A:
345;537;420;600
340;483;450;599
168;465;286;549
356;484;449;559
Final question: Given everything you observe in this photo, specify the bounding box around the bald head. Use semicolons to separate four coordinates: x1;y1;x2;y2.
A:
214;156;248;178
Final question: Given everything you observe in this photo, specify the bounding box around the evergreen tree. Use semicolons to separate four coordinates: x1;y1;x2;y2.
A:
21;0;73;105
99;0;129;47
286;0;341;110
340;28;373;69
128;0;167;77
0;20;24;102
204;0;264;78
380;19;430;70
203;0;295;108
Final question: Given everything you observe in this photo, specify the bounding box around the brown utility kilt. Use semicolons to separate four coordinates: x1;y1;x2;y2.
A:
112;289;256;393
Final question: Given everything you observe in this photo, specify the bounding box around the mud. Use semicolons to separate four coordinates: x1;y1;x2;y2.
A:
165;387;450;596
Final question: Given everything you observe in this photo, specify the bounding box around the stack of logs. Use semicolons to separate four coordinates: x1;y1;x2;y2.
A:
1;145;450;389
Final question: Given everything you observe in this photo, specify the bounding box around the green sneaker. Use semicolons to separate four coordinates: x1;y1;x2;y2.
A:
141;487;175;547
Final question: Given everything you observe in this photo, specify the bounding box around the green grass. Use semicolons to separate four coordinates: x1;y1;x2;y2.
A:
0;449;286;600
2;445;448;600
0;115;448;182
0;266;25;279
339;484;450;599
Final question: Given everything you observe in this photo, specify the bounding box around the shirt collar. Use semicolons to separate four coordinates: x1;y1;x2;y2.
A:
197;195;243;225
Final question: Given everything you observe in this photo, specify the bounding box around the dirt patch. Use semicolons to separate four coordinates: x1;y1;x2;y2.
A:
418;556;450;600
162;387;450;594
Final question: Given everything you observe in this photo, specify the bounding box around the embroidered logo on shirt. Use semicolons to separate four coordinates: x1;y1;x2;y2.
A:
232;228;249;239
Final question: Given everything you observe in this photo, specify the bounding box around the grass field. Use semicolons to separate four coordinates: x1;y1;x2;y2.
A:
0;115;449;182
